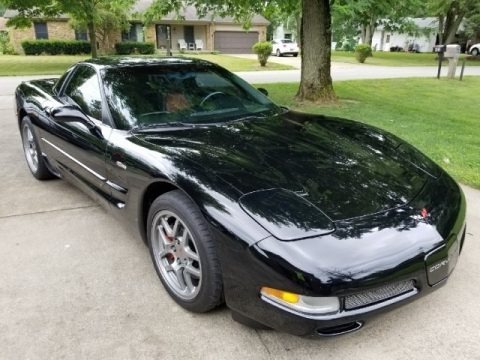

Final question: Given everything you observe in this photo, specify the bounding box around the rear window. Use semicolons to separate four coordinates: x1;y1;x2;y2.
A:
281;39;293;43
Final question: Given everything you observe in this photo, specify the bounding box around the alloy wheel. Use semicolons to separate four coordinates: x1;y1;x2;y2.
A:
151;210;202;300
22;125;39;173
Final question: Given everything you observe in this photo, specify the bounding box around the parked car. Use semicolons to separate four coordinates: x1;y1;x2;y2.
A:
16;57;466;337
271;39;299;57
469;43;480;56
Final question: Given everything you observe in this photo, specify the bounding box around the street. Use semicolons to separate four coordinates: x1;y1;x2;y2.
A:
1;75;479;360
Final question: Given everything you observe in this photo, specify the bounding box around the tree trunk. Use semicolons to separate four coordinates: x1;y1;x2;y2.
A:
444;14;464;44
365;19;375;46
438;16;444;44
88;22;98;58
296;0;335;102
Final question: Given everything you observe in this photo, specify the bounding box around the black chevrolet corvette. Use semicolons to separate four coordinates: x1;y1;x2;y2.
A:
15;57;466;337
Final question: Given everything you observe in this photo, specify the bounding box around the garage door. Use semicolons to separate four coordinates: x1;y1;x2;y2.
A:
214;31;259;54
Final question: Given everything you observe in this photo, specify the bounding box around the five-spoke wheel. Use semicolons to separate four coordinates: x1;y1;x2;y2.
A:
151;210;202;300
147;190;223;312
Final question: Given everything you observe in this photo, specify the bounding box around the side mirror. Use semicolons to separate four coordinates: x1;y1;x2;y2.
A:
257;87;269;96
50;105;103;139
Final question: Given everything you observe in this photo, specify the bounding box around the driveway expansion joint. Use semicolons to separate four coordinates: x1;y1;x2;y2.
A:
0;204;99;219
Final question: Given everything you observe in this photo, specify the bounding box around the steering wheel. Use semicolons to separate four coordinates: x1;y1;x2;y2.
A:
199;91;225;106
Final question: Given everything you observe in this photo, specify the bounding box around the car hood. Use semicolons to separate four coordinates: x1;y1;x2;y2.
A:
135;111;438;221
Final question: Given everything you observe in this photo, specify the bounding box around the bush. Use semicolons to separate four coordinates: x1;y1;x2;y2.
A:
252;41;273;67
355;44;372;63
21;40;91;55
115;41;155;55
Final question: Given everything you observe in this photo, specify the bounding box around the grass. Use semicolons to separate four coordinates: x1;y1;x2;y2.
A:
184;54;293;71
261;77;480;188
0;53;293;76
332;50;480;67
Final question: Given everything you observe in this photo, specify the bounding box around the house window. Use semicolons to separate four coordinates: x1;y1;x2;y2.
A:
34;22;48;40
386;34;391;43
122;23;143;42
75;29;88;41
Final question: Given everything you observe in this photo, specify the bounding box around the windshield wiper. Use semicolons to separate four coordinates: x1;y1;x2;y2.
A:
132;122;194;132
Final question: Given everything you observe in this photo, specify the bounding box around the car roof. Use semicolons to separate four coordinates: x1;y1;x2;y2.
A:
80;56;215;70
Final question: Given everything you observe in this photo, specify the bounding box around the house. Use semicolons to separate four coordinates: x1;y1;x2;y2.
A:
371;18;439;53
4;2;269;54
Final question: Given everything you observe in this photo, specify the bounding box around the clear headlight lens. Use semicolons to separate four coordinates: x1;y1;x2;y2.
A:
260;287;340;316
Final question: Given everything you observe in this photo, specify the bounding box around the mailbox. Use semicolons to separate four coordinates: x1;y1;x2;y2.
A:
445;44;461;59
434;45;446;53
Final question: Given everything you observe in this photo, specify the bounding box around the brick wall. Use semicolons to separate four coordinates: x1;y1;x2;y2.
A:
9;20;75;54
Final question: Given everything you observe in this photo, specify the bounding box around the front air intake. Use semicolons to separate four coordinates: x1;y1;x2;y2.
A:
344;280;416;310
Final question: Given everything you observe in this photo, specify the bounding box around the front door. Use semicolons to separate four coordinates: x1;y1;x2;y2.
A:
184;26;194;44
42;64;111;204
156;24;171;49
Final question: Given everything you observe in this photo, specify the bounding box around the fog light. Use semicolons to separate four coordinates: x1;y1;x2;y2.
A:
260;287;340;316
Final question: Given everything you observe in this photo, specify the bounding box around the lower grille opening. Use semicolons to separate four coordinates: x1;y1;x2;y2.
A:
344;279;416;310
317;321;364;336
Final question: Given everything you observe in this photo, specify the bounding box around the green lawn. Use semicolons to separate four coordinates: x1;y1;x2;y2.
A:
332;50;480;67
261;77;480;188
0;53;293;76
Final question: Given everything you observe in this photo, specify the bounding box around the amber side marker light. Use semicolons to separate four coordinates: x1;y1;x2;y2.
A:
260;287;340;316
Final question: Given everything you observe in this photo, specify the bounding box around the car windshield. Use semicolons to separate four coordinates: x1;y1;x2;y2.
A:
102;63;280;130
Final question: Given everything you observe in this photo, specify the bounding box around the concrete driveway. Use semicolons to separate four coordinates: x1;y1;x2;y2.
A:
1;77;479;360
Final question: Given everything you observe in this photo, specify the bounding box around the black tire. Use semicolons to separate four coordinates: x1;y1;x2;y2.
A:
472;48;479;56
147;190;223;312
20;116;56;180
276;49;282;57
293;53;298;57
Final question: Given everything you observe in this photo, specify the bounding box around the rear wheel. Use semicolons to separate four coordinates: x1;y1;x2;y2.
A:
147;190;223;312
21;117;55;180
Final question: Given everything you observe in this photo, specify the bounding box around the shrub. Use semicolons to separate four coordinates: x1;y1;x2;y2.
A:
252;41;273;67
21;40;91;55
355;44;372;63
115;41;155;55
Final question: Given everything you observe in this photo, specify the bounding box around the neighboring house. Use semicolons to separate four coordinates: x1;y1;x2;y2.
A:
273;24;295;41
4;11;89;53
4;2;269;54
371;18;439;53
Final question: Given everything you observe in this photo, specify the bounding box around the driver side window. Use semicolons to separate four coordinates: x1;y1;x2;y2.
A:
64;66;103;120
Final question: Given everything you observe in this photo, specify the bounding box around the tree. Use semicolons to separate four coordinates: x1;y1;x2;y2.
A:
3;0;134;57
145;0;335;102
333;0;423;46
427;0;480;44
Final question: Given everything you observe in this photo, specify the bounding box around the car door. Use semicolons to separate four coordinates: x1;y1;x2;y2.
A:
41;64;112;205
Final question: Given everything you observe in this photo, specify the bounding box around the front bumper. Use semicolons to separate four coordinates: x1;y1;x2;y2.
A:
215;175;466;336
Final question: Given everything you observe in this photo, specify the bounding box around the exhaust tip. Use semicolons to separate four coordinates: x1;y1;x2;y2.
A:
316;321;364;337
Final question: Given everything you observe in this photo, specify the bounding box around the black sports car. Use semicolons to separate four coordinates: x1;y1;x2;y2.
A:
15;57;466;337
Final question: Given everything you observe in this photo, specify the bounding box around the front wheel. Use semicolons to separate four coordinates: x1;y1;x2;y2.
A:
472;48;479;56
21;117;56;180
293;53;298;57
147;190;223;312
276;49;282;57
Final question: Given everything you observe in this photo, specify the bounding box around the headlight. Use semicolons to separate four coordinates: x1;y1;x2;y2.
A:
260;287;340;316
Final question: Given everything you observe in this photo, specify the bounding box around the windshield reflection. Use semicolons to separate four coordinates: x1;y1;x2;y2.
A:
102;64;278;129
